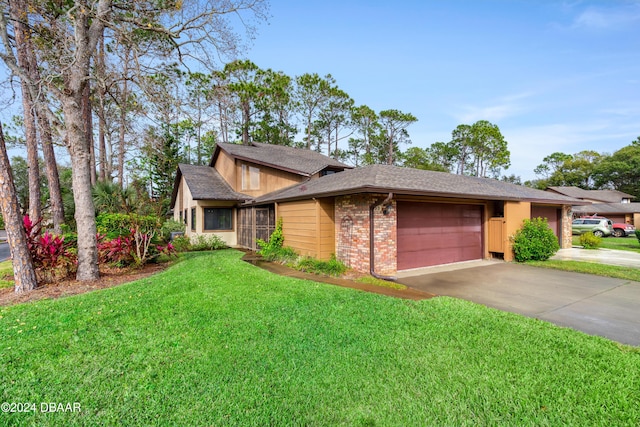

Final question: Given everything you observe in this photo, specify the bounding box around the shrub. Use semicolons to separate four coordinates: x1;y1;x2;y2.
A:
580;232;602;249
98;227;177;267
636;229;640;244
296;255;347;277
171;235;192;252
96;213;160;239
160;219;186;243
257;218;288;260
190;234;227;251
0;212;4;229
23;215;76;283
511;217;560;262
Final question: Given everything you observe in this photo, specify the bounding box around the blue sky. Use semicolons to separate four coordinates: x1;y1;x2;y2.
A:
245;0;640;180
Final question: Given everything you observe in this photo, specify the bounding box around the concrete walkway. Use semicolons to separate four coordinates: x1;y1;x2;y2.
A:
398;260;640;346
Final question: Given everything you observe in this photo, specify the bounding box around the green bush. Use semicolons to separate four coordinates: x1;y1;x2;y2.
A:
636;229;640;244
171;235;192;252
296;255;347;277
511;217;560;262
160;219;186;242
580;232;602;249
0;212;4;229
190;234;227;251
96;213;161;239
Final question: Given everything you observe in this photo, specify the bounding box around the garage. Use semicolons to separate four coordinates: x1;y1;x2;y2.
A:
531;205;561;244
397;202;483;270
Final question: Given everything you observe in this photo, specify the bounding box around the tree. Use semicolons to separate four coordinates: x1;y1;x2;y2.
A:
0;123;37;293
401;147;448;172
534;150;603;189
0;0;269;281
294;73;335;149
593;138;640;198
348;105;379;166
378;109;417;165
468;120;510;178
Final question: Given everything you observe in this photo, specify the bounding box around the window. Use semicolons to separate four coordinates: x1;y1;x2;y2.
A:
179;210;183;223
183;210;187;225
191;208;196;231
241;164;260;190
204;208;233;231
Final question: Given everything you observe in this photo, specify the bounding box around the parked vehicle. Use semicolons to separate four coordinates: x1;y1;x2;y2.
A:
572;217;613;237
611;222;636;237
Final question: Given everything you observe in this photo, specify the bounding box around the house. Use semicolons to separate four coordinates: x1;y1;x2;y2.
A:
172;143;583;277
546;186;640;226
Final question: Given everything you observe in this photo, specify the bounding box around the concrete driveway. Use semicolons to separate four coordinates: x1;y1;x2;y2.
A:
397;260;640;346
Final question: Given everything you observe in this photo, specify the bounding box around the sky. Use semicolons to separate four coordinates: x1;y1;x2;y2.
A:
243;0;640;180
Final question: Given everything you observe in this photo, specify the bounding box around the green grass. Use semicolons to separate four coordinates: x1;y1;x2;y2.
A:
573;235;640;253
1;250;639;426
528;259;640;282
0;260;13;289
355;275;407;290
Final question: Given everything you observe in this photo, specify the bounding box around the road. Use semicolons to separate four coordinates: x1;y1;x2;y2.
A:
0;230;8;262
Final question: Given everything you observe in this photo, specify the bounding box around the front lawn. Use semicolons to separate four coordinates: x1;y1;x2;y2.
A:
573;235;640;253
528;259;640;282
1;250;638;426
0;260;13;289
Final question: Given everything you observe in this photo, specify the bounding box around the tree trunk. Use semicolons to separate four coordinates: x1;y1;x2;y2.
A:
97;35;108;182
62;91;100;281
83;81;97;186
117;48;129;188
241;99;250;145
37;111;65;233
12;0;42;221
0;123;38;293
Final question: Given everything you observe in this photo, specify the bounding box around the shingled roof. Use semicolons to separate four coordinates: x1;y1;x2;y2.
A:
170;164;249;207
253;164;586;204
211;142;350;177
547;186;635;203
572;203;640;215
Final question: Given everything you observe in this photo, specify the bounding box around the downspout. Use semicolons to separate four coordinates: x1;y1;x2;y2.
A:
369;192;397;281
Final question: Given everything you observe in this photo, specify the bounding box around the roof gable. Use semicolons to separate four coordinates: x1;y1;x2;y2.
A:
211;142;351;177
170;164;249;207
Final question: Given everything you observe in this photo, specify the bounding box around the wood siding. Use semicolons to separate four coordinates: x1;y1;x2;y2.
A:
214;150;236;190
278;199;335;260
236;162;303;197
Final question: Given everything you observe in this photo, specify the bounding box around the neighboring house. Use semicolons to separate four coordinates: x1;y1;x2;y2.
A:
546;186;640;226
172;143;583;277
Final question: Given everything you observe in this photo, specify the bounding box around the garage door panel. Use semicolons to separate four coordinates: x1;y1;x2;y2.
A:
398;202;483;270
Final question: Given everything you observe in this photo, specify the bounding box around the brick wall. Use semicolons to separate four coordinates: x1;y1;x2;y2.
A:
335;194;397;276
562;205;573;248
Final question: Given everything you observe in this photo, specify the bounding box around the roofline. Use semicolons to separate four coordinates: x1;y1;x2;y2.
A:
211;142;352;177
250;185;587;205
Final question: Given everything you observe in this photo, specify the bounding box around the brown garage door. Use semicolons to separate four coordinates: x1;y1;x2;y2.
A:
397;202;483;270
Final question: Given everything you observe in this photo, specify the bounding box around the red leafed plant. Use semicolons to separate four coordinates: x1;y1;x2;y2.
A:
23;215;77;283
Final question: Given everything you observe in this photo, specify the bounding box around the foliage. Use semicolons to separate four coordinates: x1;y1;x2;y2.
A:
256;218;291;261
579;232;602;249
296;255;348;277
23;216;76;283
2;250;639;426
92;181;137;215
96;213;161;239
533;150;604;189
98;229;176;267
160;219;186;242
511;217;560;262
593;138;640;199
170;235;192;252
190;234;227;251
427;120;509;178
636;229;640;244
0;211;4;229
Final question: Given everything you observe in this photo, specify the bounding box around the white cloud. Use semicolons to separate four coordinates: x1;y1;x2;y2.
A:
452;92;535;124
572;3;640;30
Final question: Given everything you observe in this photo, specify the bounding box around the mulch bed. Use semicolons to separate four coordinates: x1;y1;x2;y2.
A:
0;263;168;307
